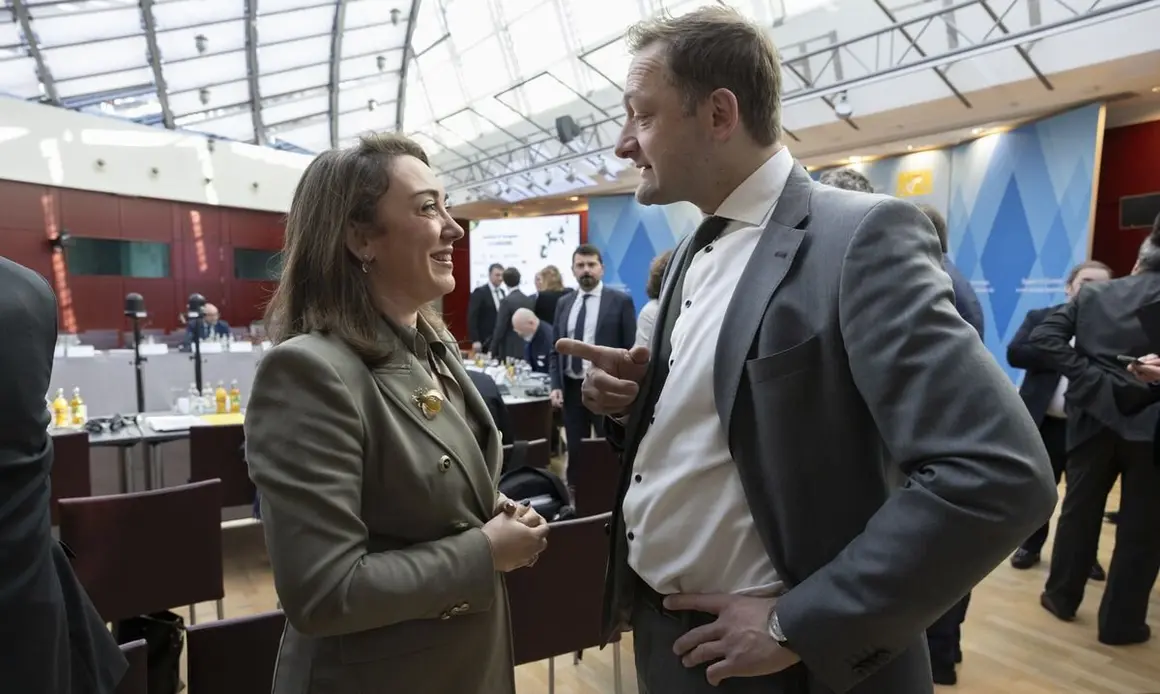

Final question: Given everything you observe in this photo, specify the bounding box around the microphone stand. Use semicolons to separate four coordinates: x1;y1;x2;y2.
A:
190;310;205;394
129;311;146;414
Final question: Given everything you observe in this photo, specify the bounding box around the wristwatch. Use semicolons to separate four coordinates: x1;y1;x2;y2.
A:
767;608;789;646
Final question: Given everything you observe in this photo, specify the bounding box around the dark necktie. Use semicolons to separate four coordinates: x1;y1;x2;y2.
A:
569;293;591;376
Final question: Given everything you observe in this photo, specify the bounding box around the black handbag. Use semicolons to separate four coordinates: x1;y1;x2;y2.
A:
114;611;185;694
498;466;575;521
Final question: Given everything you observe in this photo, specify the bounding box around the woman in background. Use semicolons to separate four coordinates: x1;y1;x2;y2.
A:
533;264;568;326
635;249;673;348
245;133;548;694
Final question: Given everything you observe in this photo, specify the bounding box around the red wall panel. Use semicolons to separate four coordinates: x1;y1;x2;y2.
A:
1092;120;1160;275
0;181;285;341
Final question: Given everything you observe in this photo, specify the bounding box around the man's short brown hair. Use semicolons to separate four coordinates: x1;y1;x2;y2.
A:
625;6;782;146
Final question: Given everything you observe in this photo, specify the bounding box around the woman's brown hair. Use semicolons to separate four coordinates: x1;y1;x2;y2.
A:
263;132;442;364
538;265;565;291
645;250;674;300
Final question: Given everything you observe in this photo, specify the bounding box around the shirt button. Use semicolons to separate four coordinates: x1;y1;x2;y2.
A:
627;531;636;541
705;245;713;253
668;358;674;366
684;299;692;308
634;474;642;483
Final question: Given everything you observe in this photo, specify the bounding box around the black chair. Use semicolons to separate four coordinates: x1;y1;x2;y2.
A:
506;512;623;694
188;423;254;509
569;438;620;516
187;610;286;694
49;430;92;525
502;437;550;471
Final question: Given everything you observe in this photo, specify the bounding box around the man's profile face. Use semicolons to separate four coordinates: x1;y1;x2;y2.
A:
614;42;704;206
572;254;603;291
1067;267;1111;299
489;267;504;286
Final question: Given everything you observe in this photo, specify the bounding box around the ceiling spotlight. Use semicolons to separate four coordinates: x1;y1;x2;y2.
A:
568;196;579;202
833;92;853;120
194;34;208;54
906;145;915;151
971;127;984;135
390;8;401;25
1152;86;1160;93
376;55;386;71
198;87;210;105
367;99;378;111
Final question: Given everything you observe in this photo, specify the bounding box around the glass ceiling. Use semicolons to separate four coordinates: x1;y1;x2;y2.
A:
1;0;1139;202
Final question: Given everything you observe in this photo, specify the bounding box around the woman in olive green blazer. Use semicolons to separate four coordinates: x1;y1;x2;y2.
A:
246;134;548;694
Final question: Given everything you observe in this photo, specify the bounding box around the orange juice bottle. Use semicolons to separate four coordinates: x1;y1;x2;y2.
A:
69;387;87;426
215;381;228;414
52;388;69;428
228;380;241;413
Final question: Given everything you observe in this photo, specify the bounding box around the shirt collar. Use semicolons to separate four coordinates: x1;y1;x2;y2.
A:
713;147;794;229
581;282;603;298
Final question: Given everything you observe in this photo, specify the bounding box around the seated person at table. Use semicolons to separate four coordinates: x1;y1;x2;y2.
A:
511;307;552;374
183;302;231;348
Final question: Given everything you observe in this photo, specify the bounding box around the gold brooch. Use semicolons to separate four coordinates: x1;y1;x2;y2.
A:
412;388;444;420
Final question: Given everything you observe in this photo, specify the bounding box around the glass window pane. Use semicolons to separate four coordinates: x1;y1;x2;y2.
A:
337;78;398;113
416;42;466;119
409;0;446;55
443;0;497;52
459;39;510;101
581;38;631;90
42;36;149;81
339;48;402;82
33;7;141;45
67;239;172;279
472;98;531;134
152;0;241;28
506;3;566;76
338;108;397;140
0;56;45;99
261;0;330;14
271;121;330;152
258;34;330;73
55;68;156;100
169;79;251;115
341;25;406;61
260;63;329;98
234;248;281;280
156;20;247;63
262;93;328;126
568;0;639;48
497;0;549;22
187;110;256;141
402;71;433;130
344;0;409;28
258;5;335;44
165;52;248;91
504;73;573;120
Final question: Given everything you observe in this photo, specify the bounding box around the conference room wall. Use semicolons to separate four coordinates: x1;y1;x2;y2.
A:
0;178;283;336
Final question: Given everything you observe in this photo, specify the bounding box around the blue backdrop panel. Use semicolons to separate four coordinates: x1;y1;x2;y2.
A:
948;103;1102;382
586;196;701;311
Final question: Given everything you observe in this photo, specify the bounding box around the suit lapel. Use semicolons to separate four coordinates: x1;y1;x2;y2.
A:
713;164;813;445
370;321;493;518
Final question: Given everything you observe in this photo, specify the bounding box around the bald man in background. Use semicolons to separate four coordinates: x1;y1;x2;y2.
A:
0;256;127;693
512;307;553;374
184;301;231;349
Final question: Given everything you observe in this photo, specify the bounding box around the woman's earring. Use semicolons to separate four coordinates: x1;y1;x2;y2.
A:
361;256;371;274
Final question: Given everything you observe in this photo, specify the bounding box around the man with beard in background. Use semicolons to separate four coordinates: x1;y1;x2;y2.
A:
548;244;636;469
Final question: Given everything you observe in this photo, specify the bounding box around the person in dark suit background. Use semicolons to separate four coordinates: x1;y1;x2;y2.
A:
917;204;984;340
549;244;636;462
491;267;535;362
468;263;505;353
1007;260;1112;578
1025;225;1160;646
182;301;231;349
467;368;513;446
0;256;128;693
512;307;553;374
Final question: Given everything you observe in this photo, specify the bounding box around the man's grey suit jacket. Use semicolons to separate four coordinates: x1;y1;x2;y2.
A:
602;164;1056;693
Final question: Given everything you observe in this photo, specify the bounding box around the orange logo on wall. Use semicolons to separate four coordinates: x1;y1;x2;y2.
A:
896;169;933;197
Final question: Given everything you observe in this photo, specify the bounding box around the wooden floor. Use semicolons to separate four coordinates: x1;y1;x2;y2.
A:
203;483;1160;694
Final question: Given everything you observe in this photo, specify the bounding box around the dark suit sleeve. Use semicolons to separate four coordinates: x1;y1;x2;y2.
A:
619;292;637;350
1006;309;1053;371
549;298;566;392
467;289;485;344
491;300;512;356
774;199;1056;692
1024;299;1089;381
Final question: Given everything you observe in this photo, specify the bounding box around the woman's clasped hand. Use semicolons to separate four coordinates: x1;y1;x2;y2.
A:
482;500;549;572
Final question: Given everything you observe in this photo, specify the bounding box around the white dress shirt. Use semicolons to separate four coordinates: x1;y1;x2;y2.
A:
492;284;505;309
635;299;660;348
1045;336;1076;418
622;148;793;596
565;282;602;379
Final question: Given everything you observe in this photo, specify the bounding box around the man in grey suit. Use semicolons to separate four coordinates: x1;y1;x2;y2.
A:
556;7;1055;693
0;256;128;693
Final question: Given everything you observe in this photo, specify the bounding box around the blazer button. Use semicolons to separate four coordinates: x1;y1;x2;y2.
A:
440;611;451;620
438;455;452;472
452;520;470;531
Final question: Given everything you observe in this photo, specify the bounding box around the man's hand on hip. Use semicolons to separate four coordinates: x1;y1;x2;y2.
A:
665;593;801;686
554;339;649;415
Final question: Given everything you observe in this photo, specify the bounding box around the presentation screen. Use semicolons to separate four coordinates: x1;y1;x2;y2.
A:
469;214;581;295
